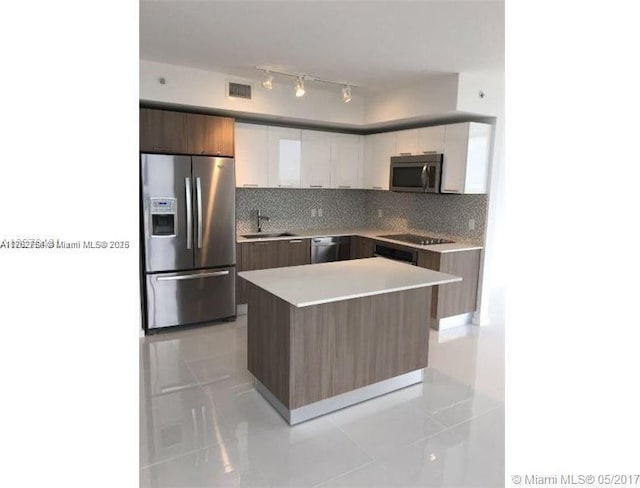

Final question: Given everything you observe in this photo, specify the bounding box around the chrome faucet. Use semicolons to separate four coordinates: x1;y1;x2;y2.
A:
257;209;270;233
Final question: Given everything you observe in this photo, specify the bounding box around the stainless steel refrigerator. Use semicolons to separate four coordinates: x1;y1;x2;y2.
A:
141;154;236;331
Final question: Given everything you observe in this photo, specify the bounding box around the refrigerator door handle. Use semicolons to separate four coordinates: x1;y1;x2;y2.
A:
185;177;193;250
156;270;230;282
196;177;203;249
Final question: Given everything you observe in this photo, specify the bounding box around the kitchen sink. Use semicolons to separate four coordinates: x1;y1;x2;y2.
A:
241;232;297;239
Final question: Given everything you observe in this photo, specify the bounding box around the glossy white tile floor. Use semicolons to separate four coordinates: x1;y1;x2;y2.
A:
140;315;504;487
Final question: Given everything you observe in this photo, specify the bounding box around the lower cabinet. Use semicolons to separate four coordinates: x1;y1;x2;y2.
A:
350;236;375;259
418;249;481;319
238;236;480;319
237;239;311;304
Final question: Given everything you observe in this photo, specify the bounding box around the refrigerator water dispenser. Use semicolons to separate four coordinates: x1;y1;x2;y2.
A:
150;198;176;236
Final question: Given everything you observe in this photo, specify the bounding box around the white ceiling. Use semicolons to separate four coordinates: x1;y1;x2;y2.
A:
140;0;504;93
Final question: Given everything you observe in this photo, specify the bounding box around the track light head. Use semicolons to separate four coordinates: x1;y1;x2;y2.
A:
342;85;352;103
261;72;274;90
295;76;306;97
255;67;358;101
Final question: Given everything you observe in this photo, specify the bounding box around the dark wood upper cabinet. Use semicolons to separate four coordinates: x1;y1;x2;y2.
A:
187;114;235;157
140;109;235;156
139;108;189;154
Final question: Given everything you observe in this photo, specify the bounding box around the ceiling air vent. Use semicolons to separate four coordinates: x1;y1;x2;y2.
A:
227;81;252;100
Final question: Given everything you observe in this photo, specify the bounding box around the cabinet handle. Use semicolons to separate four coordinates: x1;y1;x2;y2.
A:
309;185;323;188
289;240;303;243
372;186;383;190
338;185;351;189
422;151;437;154
242;184;259;187
399;152;412;156
443;189;458;192
278;185;293;188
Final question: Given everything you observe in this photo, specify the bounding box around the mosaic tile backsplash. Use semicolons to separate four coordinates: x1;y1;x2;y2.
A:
236;188;368;234
236;188;487;243
366;191;487;242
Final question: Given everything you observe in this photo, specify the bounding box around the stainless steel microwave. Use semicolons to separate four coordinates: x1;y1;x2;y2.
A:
389;154;443;193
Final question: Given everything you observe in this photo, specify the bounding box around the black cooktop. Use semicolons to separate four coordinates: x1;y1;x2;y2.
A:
378;233;455;246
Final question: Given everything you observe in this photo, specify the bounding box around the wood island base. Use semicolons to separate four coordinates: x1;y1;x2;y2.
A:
245;282;432;425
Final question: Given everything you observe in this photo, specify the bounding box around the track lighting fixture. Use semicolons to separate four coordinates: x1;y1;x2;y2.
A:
295;76;306;97
256;66;358;102
342;85;352;103
261;72;274;90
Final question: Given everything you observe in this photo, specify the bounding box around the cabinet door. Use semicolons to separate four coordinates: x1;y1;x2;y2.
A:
436;250;481;318
330;134;363;189
363;132;396;190
464;123;492;194
187;114;235;157
300;130;331;188
417;250;440;271
240;241;281;270
417;126;445;154
140;108;189;154
235;123;268;188
441;122;491;194
277;239;311;266
441;123;469;194
394;129;418;155
267;127;301;188
417;249;481;319
350;236;374;259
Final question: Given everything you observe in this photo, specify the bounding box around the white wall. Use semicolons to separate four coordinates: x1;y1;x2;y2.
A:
460;72;505;326
456;71;504;117
140;60;365;127
363;74;460;127
140;61;501;127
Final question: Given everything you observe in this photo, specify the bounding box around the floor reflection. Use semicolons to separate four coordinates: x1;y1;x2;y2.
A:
140;316;505;487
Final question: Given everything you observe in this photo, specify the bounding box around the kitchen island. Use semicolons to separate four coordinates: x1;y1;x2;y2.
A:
238;257;461;424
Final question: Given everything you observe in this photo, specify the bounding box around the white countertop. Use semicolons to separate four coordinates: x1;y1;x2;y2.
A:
237;228;482;253
238;257;462;308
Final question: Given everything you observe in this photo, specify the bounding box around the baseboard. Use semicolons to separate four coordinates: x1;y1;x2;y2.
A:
256;369;424;425
434;312;473;331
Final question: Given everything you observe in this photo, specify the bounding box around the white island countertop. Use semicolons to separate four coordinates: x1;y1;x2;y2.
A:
238;257;462;308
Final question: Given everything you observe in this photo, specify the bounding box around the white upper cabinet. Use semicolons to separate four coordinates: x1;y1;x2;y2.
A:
363;132;396;190
441;122;492;194
330;133;363;189
300;130;332;188
234;121;491;194
267;127;302;188
417;126;445;154
394;129;418;155
235;123;268;188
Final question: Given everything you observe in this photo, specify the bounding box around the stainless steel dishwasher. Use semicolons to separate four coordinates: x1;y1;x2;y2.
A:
311;236;351;263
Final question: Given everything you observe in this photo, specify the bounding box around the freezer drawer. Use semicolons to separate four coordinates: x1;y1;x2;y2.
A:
145;267;236;330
